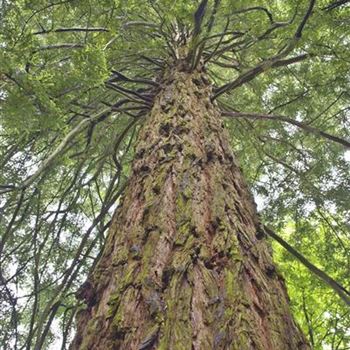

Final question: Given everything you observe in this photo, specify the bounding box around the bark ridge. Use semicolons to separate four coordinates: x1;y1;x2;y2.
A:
71;67;309;350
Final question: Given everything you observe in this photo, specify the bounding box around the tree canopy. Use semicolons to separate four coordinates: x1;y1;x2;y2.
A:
0;0;349;349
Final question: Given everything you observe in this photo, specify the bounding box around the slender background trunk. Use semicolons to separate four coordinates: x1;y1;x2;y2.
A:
71;64;310;349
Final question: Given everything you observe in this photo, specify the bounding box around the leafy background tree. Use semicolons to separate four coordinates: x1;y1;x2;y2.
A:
0;0;349;349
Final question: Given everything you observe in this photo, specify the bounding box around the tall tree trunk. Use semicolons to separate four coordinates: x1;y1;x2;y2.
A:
71;63;310;349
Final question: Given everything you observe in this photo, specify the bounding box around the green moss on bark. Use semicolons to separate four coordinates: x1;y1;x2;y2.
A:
71;67;310;350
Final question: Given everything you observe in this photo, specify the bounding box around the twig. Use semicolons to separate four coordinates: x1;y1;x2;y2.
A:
37;44;84;51
0;108;112;194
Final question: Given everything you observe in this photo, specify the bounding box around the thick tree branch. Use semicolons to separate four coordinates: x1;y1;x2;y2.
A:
105;82;153;105
221;110;350;149
323;0;350;11
270;53;310;68
108;70;159;87
212;54;310;99
206;0;221;33
193;0;208;37
33;27;109;35
187;0;209;69
213;0;316;99
263;225;350;306
295;0;316;38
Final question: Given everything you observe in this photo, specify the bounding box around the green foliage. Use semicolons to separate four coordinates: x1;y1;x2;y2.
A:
0;0;349;349
273;218;350;349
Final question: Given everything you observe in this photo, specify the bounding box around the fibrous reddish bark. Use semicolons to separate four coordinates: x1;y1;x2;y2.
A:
71;63;310;349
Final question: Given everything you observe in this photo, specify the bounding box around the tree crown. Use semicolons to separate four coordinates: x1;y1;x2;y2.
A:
0;0;349;348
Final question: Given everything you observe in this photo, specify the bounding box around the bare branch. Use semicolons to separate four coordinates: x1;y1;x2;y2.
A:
212;54;310;99
268;53;310;68
204;18;230;64
323;0;350;10
105;82;153;106
187;0;209;69
37;44;84;51
212;0;316;98
193;0;208;37
295;0;316;38
108;70;159;87
263;225;350;306
221;110;350;149
206;0;221;33
33;27;109;35
122;21;159;29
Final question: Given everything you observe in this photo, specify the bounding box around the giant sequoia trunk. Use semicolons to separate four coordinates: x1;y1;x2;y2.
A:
71;63;309;349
